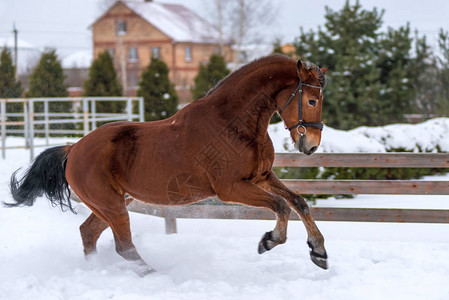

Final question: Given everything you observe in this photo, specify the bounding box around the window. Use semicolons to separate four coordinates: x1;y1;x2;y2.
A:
185;46;192;62
151;47;160;59
128;72;139;88
116;20;126;35
128;47;138;62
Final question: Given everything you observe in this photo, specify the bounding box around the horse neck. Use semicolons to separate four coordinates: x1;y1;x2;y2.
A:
210;61;297;139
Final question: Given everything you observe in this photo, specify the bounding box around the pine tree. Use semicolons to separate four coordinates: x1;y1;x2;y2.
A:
26;49;70;133
0;47;22;98
192;54;230;100
436;29;449;116
84;51;122;97
84;51;123;113
411;33;438;116
376;25;414;124
294;1;386;129
0;47;23;133
138;58;178;121
27;49;67;98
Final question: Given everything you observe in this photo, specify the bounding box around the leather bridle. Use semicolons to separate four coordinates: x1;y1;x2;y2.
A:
278;80;324;136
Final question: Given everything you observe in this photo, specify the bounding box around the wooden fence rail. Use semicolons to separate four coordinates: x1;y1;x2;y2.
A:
72;153;449;233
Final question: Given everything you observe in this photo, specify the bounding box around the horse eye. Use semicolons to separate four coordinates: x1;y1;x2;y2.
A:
308;99;317;107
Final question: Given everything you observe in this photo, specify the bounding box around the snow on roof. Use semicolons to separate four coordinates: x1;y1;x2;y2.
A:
0;37;37;50
122;1;227;44
0;37;41;74
62;50;92;69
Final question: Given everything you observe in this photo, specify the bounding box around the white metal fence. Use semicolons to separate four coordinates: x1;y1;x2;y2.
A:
0;97;144;161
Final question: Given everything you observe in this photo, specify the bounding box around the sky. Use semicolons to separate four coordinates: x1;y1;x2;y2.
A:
0;0;448;58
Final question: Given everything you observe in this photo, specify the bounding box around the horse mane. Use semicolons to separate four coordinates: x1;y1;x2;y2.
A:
204;54;295;97
304;61;327;90
204;54;326;98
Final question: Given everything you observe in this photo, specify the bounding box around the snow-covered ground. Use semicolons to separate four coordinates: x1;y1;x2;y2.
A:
269;117;449;153
1;120;449;300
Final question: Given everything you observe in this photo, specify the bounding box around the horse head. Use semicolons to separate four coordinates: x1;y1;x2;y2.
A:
277;60;327;155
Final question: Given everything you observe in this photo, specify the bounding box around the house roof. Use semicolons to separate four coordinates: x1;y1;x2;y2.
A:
98;1;230;44
0;37;37;50
62;50;93;69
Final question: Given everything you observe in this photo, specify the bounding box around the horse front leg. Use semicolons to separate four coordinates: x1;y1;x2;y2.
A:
214;180;291;254
258;171;328;270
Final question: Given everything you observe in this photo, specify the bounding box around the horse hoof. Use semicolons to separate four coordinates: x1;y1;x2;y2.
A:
310;251;328;270
139;268;156;277
258;231;273;254
135;266;156;277
131;260;156;277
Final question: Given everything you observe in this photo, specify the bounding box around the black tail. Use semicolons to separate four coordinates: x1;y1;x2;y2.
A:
4;145;75;213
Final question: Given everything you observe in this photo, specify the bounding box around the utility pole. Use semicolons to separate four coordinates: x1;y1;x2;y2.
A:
117;34;127;95
12;23;18;81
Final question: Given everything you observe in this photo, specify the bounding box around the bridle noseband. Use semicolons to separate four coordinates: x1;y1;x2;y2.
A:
278;80;324;136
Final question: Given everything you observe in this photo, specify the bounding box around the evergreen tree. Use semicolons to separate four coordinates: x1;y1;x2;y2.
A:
376;25;414;124
410;32;438;116
84;51;123;113
293;1;421;128
27;49;67;98
84;51;122;97
27;49;70;134
0;47;23;133
138;58;178;121
192;54;230;100
436;29;449;116
295;1;384;129
0;47;22;98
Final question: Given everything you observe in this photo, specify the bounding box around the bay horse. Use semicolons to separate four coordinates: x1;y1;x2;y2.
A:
6;54;328;276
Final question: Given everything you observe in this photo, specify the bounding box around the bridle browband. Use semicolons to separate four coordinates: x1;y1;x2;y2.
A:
278;80;324;136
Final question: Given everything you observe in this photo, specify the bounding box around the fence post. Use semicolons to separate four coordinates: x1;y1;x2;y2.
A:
83;98;89;136
127;98;132;121
165;217;177;234
44;100;49;145
139;97;144;122
24;99;29;149
90;99;96;131
29;99;35;161
1;101;6;159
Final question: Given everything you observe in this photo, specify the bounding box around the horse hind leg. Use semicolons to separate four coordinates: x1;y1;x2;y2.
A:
79;197;134;257
80;213;109;257
78;192;153;276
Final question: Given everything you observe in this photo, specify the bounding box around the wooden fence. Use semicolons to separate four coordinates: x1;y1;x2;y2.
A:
123;153;449;234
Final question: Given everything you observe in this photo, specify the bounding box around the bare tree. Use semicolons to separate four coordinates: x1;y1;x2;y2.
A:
202;0;233;55
203;0;279;63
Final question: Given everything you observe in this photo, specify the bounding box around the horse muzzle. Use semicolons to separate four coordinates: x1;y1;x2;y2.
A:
296;135;318;155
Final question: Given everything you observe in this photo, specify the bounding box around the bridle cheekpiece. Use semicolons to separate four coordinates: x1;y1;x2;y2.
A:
278;80;324;136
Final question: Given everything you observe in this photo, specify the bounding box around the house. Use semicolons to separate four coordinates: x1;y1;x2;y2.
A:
280;43;297;58
90;0;234;103
62;50;93;97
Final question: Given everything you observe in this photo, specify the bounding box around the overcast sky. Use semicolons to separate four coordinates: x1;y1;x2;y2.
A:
1;0;448;57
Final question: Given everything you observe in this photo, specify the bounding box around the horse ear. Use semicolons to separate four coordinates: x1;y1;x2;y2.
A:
296;59;308;81
320;67;328;75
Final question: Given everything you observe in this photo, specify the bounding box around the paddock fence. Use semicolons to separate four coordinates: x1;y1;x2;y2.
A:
118;153;449;233
0;97;144;160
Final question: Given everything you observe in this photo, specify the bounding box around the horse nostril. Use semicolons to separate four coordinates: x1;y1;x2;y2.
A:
309;146;317;153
